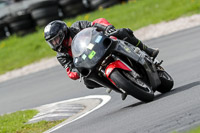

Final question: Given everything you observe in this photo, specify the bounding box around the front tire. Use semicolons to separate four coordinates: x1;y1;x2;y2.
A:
110;69;154;102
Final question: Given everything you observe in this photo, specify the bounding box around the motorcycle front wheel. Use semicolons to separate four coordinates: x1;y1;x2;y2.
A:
110;69;154;102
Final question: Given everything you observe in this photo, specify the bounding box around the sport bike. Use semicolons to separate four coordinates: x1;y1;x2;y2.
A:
71;27;174;102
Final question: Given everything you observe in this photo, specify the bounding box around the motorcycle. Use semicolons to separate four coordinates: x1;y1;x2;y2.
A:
71;27;174;102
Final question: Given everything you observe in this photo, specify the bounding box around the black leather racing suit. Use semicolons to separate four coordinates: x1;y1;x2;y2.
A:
57;21;92;69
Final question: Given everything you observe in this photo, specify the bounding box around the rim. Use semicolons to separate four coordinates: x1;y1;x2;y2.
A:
122;70;152;93
159;71;172;81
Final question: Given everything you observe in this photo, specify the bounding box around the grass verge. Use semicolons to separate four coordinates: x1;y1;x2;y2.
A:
0;110;64;133
187;126;200;133
0;0;200;74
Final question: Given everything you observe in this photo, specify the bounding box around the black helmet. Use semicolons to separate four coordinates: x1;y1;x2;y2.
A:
44;20;69;52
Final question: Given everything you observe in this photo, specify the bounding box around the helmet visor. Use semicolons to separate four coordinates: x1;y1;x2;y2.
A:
47;31;65;50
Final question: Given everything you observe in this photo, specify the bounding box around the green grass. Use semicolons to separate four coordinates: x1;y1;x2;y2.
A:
0;0;200;74
0;110;64;133
172;126;200;133
187;126;200;133
1;110;200;133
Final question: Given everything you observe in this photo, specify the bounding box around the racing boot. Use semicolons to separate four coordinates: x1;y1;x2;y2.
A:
136;41;159;59
145;47;159;59
111;28;159;59
120;28;159;59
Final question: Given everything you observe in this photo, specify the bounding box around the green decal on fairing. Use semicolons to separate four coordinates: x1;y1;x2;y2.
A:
125;47;131;53
88;50;96;59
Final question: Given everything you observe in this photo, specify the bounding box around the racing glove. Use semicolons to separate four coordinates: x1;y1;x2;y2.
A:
104;25;116;36
93;23;116;36
66;67;80;80
92;18;117;36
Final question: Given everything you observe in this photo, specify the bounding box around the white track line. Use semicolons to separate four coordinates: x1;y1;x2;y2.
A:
44;95;111;133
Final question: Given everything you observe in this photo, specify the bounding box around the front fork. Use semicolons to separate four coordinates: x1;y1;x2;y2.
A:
99;55;134;98
99;54;132;85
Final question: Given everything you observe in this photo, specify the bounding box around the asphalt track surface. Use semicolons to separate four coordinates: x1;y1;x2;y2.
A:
0;26;200;133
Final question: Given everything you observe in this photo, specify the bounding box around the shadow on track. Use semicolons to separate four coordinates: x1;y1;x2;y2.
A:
154;80;200;101
104;81;200;117
123;81;200;109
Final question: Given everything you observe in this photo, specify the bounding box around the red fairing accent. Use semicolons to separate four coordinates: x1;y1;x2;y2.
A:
110;36;117;40
68;49;72;57
92;18;112;26
105;60;131;85
62;38;68;47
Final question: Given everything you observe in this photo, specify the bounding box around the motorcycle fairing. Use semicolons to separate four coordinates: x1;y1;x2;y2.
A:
72;28;111;69
111;40;161;89
72;27;161;90
105;60;131;77
105;60;132;85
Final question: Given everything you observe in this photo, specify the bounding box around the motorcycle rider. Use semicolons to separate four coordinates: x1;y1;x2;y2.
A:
44;18;159;89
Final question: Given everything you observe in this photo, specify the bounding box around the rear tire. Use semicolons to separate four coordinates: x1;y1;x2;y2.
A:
59;0;88;18
31;6;59;20
0;20;7;39
110;69;154;102
29;0;60;27
156;70;174;93
4;13;35;35
36;16;60;27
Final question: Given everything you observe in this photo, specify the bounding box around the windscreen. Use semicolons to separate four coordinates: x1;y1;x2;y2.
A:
71;28;93;57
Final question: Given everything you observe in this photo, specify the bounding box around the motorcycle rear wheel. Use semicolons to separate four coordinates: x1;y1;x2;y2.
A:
110;69;154;102
156;70;174;93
